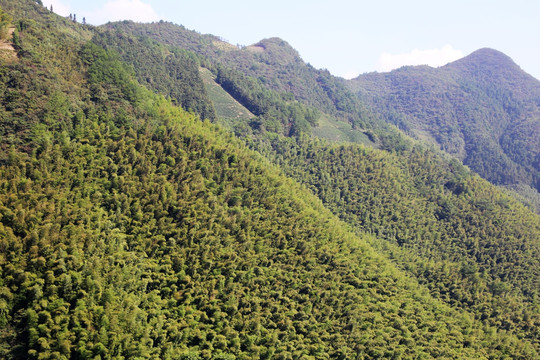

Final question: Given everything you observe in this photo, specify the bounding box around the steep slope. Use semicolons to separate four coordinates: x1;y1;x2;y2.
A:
102;21;324;108
90;28;216;121
253;133;540;348
96;9;540;349
1;1;539;358
97;18;540;349
4;93;537;358
199;67;255;125
0;1;93;150
349;49;540;206
113;21;540;211
103;21;380;132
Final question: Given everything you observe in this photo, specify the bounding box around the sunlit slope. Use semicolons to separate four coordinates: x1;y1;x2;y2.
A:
0;1;539;359
349;49;540;206
199;67;254;124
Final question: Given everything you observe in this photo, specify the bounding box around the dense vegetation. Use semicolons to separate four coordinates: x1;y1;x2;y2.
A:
109;20;540;213
103;21;379;131
3;87;537;359
348;51;540;209
90;28;216;121
106;11;540;352
251;133;540;348
0;1;539;359
0;0;93;150
0;5;11;40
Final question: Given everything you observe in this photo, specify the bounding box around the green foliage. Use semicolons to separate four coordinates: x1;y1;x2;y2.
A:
103;21;381;131
90;28;217;121
1;2;539;359
349;49;540;205
214;65;319;136
252;133;540;348
0;0;93;150
0;5;12;40
198;67;254;125
1;83;538;359
80;42;142;105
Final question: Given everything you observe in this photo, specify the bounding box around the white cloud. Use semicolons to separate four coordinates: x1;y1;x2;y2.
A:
42;0;71;17
376;45;464;73
87;0;160;25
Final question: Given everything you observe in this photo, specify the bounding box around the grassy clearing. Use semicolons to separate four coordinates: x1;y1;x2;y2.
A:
313;113;376;146
199;67;254;127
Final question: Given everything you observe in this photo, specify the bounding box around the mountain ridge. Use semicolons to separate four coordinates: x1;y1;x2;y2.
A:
0;1;539;358
93;14;540;346
348;47;540;207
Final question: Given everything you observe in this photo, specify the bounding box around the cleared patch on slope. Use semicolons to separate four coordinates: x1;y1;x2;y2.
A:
0;27;16;61
313;113;377;146
212;39;237;51
199;67;254;127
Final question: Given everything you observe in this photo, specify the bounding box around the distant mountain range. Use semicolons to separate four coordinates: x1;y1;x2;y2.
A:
112;20;540;207
348;48;540;207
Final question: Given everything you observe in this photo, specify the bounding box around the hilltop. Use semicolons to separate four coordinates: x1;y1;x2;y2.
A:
349;48;540;208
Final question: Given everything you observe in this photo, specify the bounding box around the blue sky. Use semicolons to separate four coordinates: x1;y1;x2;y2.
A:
43;0;540;80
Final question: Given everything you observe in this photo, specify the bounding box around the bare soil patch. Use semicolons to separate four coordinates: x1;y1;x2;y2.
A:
0;27;16;60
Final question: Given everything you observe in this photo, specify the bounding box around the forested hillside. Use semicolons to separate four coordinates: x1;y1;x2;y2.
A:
104;13;540;352
111;21;540;213
90;28;216;121
252;133;540;348
102;21;379;131
0;1;539;359
348;49;540;209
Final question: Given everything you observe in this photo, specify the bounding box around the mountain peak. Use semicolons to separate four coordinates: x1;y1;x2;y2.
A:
445;47;526;78
246;37;302;65
457;48;516;67
254;37;294;50
442;48;540;93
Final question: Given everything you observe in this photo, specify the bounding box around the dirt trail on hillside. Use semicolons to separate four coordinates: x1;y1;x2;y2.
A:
0;27;16;58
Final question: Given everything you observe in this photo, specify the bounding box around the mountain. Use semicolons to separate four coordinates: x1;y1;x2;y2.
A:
348;49;540;208
101;21;381;136
84;21;540;350
108;22;540;211
0;1;539;358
